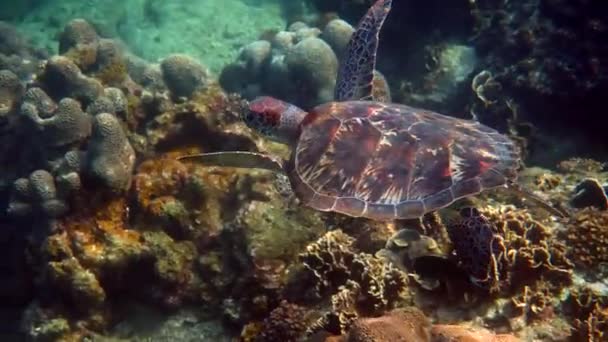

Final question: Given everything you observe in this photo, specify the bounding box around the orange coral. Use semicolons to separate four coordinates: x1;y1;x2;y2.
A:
33;190;148;335
345;308;431;342
54;192;143;270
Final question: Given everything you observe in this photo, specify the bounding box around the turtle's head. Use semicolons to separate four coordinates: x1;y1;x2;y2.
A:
243;96;307;144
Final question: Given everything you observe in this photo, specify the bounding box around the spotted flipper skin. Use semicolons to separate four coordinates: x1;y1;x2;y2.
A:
334;0;392;102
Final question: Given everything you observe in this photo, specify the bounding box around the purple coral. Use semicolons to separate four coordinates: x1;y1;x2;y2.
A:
85;113;135;192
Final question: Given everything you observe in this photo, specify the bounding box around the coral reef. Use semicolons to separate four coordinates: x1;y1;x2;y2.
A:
468;0;608;155
38;56;104;105
430;324;520;342
0;2;605;341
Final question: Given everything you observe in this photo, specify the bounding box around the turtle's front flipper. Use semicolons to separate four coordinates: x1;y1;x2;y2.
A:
334;0;392;102
505;182;570;218
178;151;285;173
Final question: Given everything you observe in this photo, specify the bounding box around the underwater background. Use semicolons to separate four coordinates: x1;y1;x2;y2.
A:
0;0;607;341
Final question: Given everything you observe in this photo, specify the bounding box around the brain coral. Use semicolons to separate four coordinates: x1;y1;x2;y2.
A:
160;54;211;99
58;19;99;55
321;19;355;59
221;21;342;108
21;94;92;147
0;69;23;117
40;56;104;105
7;169;68;218
285;36;338;104
85;113;135;192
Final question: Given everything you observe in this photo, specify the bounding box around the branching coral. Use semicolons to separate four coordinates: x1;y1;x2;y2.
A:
480;205;573;292
294;230;409;335
564;288;608;342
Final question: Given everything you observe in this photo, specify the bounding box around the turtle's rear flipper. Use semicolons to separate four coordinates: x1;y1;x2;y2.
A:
178;151;285;173
506;182;570;218
334;0;392;102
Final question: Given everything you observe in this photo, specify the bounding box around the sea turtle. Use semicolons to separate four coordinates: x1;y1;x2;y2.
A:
178;0;557;221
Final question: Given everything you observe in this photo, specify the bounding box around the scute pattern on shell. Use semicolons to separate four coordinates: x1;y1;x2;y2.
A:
291;101;520;220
